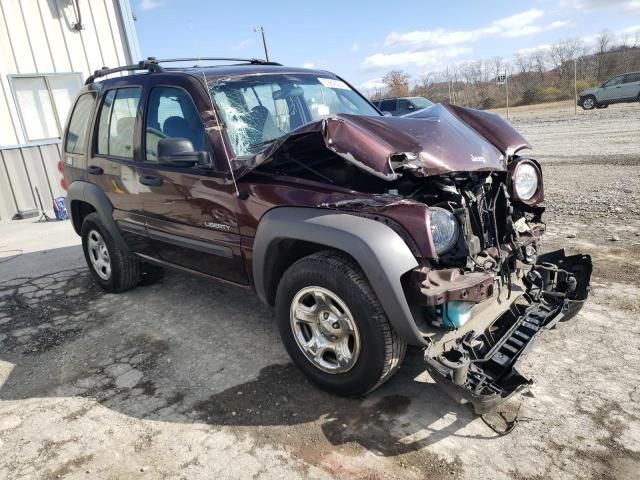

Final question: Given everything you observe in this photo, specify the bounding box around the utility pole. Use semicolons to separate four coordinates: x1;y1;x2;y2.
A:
254;26;269;61
505;68;509;120
574;59;578;117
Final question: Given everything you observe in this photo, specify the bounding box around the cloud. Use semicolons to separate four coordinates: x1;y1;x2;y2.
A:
359;77;386;90
139;0;164;10
383;9;566;49
302;62;315;68
570;0;640;12
516;44;552;55
350;41;360;53
230;38;252;51
362;47;472;70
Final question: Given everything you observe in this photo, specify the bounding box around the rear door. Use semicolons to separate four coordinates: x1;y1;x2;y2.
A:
88;83;152;253
137;78;247;284
621;73;640;100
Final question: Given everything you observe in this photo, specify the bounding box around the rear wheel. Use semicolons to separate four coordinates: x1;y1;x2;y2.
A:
580;96;596;110
81;213;140;293
275;250;406;396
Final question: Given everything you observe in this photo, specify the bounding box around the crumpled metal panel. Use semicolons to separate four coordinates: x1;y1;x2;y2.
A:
237;103;531;181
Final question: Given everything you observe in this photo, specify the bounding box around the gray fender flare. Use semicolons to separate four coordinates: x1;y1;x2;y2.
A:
67;181;129;252
253;207;426;345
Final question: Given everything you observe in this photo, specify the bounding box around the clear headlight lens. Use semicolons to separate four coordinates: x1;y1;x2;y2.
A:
429;207;459;255
514;163;539;200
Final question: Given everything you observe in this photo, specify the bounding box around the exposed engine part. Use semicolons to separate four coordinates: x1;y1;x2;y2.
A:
424;249;593;414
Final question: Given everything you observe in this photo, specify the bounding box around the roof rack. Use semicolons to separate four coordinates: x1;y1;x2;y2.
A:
146;56;282;66
85;60;164;84
84;57;283;85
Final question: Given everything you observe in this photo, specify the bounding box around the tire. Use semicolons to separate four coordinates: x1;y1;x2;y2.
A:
81;212;140;293
275;250;406;396
580;96;596;110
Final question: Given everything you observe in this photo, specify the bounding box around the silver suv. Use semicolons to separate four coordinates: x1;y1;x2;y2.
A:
578;71;640;110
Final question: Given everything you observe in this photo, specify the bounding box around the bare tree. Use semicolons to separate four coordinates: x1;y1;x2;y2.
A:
595;29;613;81
514;53;534;74
547;38;584;83
382;70;410;97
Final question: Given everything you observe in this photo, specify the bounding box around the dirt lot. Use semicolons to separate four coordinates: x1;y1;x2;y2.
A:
1;102;639;480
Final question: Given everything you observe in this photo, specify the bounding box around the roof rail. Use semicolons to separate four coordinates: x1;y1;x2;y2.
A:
85;60;164;84
146;56;282;66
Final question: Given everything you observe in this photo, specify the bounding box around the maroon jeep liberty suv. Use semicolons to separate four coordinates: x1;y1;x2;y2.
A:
62;57;591;413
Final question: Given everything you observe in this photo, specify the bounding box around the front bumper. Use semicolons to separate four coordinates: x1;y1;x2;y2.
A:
424;249;592;414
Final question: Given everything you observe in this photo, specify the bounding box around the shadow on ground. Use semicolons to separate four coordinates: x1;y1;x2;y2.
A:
0;249;497;460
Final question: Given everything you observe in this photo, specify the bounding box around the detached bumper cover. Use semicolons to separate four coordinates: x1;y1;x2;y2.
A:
425;249;592;414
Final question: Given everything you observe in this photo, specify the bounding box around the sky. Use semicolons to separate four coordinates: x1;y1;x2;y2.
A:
133;0;640;92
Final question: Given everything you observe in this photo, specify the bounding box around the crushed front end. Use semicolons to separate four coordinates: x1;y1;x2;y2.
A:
400;166;593;413
423;249;592;413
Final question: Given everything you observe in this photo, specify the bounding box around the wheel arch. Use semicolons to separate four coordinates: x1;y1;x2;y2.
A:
67;181;129;252
253;207;426;345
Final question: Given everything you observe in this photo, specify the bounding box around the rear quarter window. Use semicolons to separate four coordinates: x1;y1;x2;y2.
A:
64;93;96;154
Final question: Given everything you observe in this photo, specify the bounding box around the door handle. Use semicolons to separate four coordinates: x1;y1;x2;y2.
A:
139;175;163;187
87;165;104;175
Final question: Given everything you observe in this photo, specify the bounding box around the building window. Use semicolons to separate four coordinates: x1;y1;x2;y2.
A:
9;73;82;142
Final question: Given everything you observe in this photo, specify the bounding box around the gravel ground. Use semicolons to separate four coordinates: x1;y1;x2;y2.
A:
0;102;639;480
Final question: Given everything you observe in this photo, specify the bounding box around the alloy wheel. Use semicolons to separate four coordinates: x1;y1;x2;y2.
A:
87;230;111;280
289;286;361;374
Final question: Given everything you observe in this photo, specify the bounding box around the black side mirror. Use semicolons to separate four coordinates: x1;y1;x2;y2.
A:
382;111;393;117
407;104;415;110
157;138;210;168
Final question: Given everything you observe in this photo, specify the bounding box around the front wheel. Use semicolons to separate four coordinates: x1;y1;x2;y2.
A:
275;250;406;396
580;96;596;110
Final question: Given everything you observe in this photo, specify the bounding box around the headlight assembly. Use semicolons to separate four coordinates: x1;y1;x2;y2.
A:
514;162;540;201
429;207;459;255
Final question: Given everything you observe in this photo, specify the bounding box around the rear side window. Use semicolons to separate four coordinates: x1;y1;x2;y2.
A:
624;73;640;83
144;87;205;162
96;87;141;159
64;93;95;154
380;100;396;111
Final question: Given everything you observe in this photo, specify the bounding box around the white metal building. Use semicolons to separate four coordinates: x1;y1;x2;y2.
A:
0;0;140;220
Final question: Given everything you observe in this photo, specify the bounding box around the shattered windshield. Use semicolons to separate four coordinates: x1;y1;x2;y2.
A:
208;74;379;157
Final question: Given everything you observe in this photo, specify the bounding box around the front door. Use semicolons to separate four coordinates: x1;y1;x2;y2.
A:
599;75;624;102
88;85;151;254
137;84;247;284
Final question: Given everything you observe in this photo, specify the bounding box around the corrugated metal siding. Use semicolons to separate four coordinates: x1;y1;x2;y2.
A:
0;0;138;221
0;141;65;220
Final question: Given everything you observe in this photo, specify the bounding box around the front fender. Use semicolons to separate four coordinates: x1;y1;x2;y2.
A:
252;207;426;345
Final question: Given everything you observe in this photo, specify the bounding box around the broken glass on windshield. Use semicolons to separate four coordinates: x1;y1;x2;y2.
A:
208;74;379;157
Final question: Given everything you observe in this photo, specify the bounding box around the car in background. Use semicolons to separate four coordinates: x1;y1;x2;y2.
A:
374;96;434;116
578;71;640;110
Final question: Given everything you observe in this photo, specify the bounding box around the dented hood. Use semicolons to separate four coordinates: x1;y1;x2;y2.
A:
237;103;531;181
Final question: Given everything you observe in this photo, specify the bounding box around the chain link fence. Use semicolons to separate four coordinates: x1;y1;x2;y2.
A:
364;45;640;117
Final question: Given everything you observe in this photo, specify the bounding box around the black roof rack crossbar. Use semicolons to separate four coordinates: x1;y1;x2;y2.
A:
146;56;282;66
85;60;165;85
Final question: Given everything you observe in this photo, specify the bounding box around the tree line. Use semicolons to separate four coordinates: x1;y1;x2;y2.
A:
373;30;640;109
